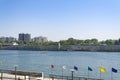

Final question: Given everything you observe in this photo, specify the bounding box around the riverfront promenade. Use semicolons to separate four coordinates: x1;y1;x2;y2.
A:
0;72;103;80
0;72;54;80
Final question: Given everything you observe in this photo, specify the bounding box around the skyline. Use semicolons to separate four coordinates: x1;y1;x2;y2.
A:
0;32;120;41
0;0;120;41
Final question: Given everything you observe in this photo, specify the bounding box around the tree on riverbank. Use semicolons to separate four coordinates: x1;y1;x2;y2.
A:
0;38;120;46
60;38;99;45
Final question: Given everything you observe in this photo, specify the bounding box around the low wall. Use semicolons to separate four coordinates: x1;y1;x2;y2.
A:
61;45;120;52
0;45;120;52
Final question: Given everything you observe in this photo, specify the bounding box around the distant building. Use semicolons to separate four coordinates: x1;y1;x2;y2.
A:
19;33;24;41
6;37;16;42
0;37;6;42
0;37;16;42
24;34;31;42
33;36;48;43
18;33;31;42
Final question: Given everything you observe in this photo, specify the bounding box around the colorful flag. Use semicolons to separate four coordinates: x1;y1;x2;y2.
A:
88;66;93;71
100;67;106;73
62;65;66;69
51;64;54;69
112;68;117;73
74;66;78;71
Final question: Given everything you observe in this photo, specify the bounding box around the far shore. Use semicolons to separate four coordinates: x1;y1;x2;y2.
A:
0;45;120;52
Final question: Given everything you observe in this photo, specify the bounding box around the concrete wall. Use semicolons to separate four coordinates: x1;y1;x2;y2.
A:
1;45;120;52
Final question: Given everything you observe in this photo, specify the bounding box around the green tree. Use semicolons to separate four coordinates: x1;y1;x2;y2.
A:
91;38;99;45
105;39;115;45
60;40;69;45
119;39;120;44
67;38;77;45
114;40;119;45
84;39;91;45
76;40;84;45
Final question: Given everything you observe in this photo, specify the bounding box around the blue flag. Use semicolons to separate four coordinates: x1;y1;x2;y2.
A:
112;68;117;73
88;66;93;71
74;66;78;71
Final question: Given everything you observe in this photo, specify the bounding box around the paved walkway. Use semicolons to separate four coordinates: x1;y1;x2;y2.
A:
0;73;59;80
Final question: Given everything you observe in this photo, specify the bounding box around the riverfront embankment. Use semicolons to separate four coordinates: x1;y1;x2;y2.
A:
0;45;120;52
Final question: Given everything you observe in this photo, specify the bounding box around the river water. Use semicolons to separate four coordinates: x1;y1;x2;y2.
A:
0;50;120;80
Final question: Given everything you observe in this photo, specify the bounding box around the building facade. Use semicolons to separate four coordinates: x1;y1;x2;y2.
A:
0;37;16;42
33;36;48;43
18;33;31;42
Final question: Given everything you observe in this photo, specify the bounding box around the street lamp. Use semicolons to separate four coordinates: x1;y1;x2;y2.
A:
70;69;74;80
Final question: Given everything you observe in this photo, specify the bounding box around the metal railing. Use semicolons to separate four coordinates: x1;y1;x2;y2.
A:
0;69;43;80
49;74;104;80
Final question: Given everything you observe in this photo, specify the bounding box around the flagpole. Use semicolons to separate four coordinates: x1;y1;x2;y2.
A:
62;68;63;80
100;70;101;80
70;69;74;80
50;66;52;80
51;66;52;75
50;65;54;80
88;70;89;79
111;70;113;80
100;64;102;80
51;68;54;80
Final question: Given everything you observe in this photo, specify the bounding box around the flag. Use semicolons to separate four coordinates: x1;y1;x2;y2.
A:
112;68;117;73
62;65;66;69
100;67;106;73
88;66;93;71
74;66;78;71
51;64;54;69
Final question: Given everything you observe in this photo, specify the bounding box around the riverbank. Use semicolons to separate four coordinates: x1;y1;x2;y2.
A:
0;45;120;52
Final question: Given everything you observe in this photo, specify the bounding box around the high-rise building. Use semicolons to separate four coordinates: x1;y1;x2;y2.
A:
18;33;31;42
0;37;16;42
24;34;31;42
33;36;48;43
6;37;16;42
19;33;24;41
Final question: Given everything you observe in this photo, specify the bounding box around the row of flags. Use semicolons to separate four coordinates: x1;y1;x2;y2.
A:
51;65;118;73
100;67;118;73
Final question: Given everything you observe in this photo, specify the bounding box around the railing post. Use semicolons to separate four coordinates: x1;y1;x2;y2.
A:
70;69;74;80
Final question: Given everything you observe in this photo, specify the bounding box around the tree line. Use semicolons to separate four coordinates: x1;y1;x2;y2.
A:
0;38;120;46
60;38;120;45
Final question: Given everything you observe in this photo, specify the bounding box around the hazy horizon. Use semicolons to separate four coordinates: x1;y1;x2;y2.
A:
0;0;120;41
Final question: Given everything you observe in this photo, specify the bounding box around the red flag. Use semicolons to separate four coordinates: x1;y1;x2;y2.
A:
51;64;54;69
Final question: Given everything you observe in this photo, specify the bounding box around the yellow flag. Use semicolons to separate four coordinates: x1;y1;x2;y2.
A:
100;67;106;73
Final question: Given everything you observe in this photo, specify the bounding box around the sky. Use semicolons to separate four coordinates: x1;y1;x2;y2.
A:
0;0;120;41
